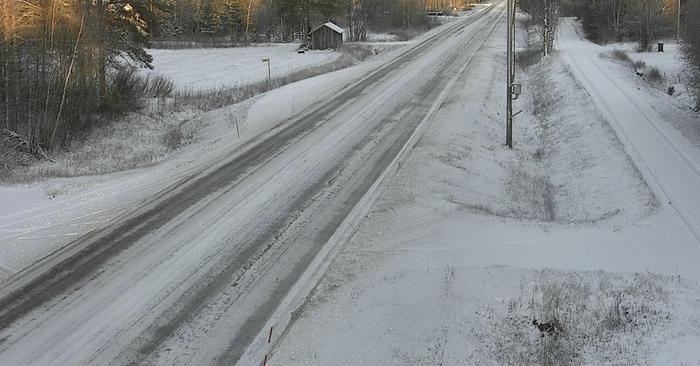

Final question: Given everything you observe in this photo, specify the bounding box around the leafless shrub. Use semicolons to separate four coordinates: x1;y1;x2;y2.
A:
612;49;632;63
102;70;174;116
646;66;664;82
479;270;673;366
519;0;560;55
103;70;148;115
149;40;241;49
143;74;175;98
389;28;421;41
506;167;556;222
632;60;647;69
162;126;184;151
516;48;545;69
341;43;376;62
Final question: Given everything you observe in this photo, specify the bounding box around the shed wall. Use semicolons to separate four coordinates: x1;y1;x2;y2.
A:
311;26;343;50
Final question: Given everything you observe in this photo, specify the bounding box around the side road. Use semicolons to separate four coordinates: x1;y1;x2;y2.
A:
268;16;700;366
557;19;700;244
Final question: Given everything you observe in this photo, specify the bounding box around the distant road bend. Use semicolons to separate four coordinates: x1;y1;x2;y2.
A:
0;3;503;365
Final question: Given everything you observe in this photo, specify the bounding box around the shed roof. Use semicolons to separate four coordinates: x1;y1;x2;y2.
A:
312;22;344;34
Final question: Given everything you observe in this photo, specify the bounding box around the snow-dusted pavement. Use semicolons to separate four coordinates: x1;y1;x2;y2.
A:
269;15;700;366
0;4;503;366
557;19;700;245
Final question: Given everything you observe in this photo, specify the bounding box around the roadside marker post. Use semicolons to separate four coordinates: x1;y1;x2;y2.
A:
262;58;271;87
262;326;273;366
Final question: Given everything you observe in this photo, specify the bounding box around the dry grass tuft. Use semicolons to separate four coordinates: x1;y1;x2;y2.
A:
633;60;647;70
164;44;377;113
516;48;544;69
612;49;632;63
646;66;664;83
162;125;184;151
478;271;673;366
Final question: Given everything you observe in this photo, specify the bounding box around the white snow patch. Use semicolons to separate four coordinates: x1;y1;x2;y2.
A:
0;58;380;279
271;17;700;365
141;44;341;92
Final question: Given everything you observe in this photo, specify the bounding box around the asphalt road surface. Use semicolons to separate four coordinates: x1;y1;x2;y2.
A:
0;4;503;365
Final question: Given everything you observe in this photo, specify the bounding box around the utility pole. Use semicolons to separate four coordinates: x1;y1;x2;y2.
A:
506;0;514;148
302;0;311;45
677;0;682;42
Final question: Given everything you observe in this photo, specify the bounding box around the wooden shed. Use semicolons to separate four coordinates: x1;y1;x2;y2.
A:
310;22;344;50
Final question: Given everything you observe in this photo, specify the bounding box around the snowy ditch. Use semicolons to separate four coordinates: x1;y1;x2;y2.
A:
505;56;659;224
271;20;700;365
410;46;658;227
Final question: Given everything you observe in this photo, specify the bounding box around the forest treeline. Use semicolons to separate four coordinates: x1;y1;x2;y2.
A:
3;0;698;157
0;0;472;154
560;0;679;50
682;0;700;107
559;0;700;106
1;0;162;152
155;0;473;43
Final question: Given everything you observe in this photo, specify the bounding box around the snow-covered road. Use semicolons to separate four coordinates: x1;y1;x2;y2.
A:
557;19;700;245
0;4;503;366
268;15;700;366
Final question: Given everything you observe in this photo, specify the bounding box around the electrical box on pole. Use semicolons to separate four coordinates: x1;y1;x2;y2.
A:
511;83;522;100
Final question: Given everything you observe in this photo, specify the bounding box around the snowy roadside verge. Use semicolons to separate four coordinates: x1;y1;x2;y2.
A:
2;44;385;184
269;17;700;365
0;8;489;282
601;44;700;149
236;11;504;366
0;56;386;281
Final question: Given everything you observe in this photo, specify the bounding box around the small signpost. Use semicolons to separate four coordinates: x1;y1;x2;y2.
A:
262;58;271;87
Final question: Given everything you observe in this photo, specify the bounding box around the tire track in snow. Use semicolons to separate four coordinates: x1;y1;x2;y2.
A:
559;26;700;246
0;4;505;366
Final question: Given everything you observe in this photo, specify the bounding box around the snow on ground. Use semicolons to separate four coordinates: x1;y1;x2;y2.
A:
0;7;478;281
586;22;700;149
0;56;388;281
558;18;700;240
141;44;341;92
0;12;470;280
270;16;700;365
595;37;700;150
366;5;480;43
366;33;401;42
601;40;687;82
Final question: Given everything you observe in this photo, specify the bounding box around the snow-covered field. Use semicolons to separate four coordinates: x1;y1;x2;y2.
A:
270;17;700;365
141;44;341;92
0;4;493;282
2;5;700;364
0;57;390;280
597;38;700;150
0;11;470;280
602;40;687;82
0;8;505;365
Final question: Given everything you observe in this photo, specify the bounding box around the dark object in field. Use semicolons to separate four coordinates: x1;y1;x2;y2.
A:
532;319;561;335
668;86;675;96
